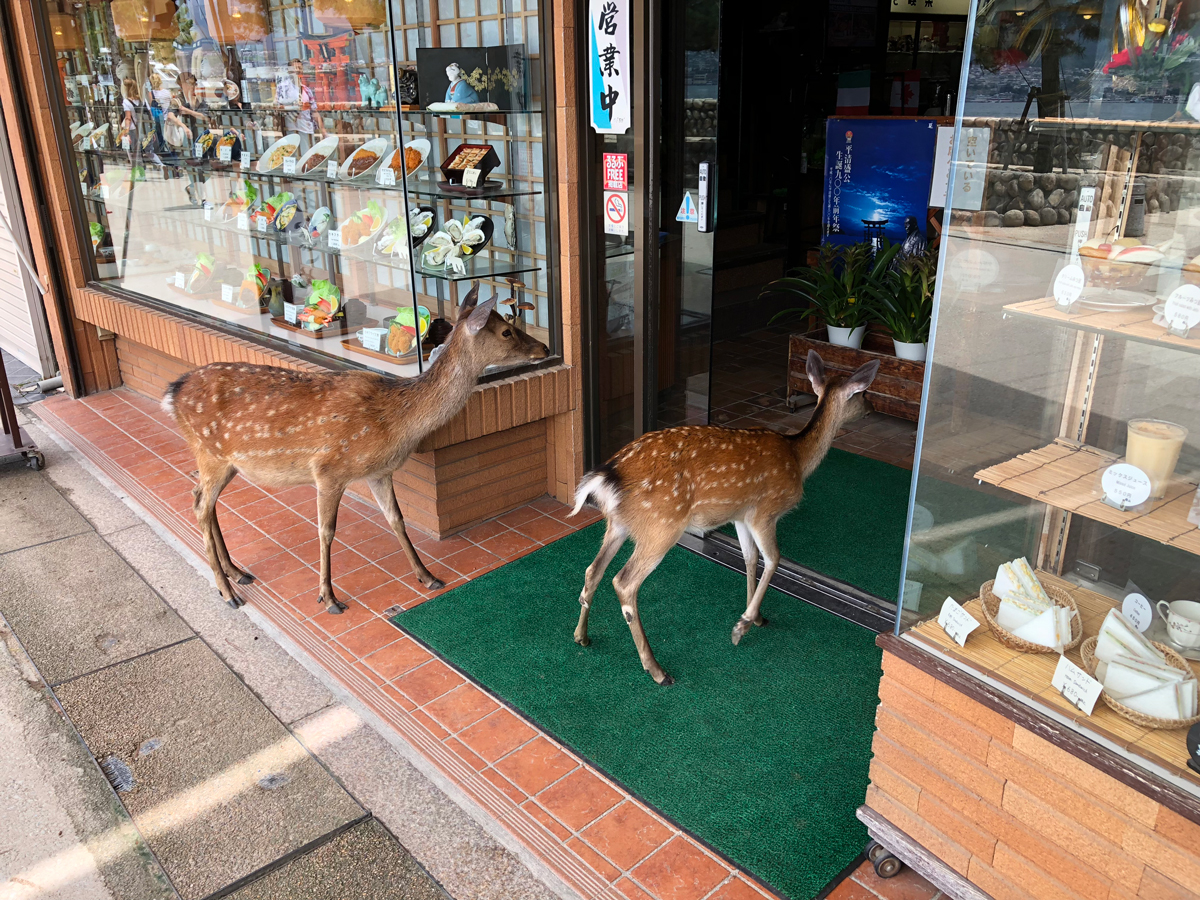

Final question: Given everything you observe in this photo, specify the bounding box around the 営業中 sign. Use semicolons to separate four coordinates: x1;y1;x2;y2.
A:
589;0;630;134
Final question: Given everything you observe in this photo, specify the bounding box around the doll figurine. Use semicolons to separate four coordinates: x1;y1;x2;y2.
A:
443;62;480;104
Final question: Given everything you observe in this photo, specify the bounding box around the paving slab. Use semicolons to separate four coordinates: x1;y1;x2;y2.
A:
231;818;446;900
0;532;194;685
55;639;363;900
0;464;90;552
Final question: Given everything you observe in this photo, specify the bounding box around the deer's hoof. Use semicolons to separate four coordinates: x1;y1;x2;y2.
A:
227;596;245;609
732;618;752;645
756;616;769;627
426;577;446;591
575;636;591;647
236;572;255;585
325;601;346;615
655;673;675;687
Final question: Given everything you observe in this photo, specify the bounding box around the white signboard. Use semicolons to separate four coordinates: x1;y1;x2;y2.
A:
221;283;234;305
462;168;481;188
283;156;297;175
1102;463;1152;509
929;126;954;208
1053;264;1085;310
326;159;339;179
950;127;990;212
937;597;980;647
1123;592;1154;633
604;190;629;236
588;0;630;134
1052;654;1103;716
218;145;232;163
1163;284;1200;335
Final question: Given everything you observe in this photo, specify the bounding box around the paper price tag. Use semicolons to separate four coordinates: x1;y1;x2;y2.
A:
236;213;249;232
1069;187;1095;262
194;141;205;159
221;283;235;305
283;156;297;175
326;159;339;179
361;327;388;352
1123;592;1154;633
327;229;342;250
1102;462;1152;510
377;167;396;186
257;215;268;233
937;597;980;647
462;167;481;188
1052;654;1103;716
174;271;186;289
240;154;251;170
218;145;232;163
204;206;213;222
1163;284;1200;336
121;134;130;151
1053;263;1085;310
101;184;111;200
283;302;300;325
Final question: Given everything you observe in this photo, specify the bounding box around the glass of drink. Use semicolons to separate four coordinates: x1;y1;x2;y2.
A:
1126;419;1189;500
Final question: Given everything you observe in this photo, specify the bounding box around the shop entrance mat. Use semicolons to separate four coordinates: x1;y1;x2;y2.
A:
722;448;911;603
392;522;883;900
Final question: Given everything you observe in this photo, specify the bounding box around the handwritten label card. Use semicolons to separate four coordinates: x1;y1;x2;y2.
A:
121;134;130;151
1123;592;1154;633
283;302;300;325
938;597;981;647
218;145;232;163
283;156;297;175
241;154;251;170
361;327;388;353
327;229;342;250
101;184;111;200
377;167;396;186
257;215;268;233
326;159;339;179
462;167;482;188
1052;654;1103;715
236;213;249;232
204;206;213;222
221;283;235;305
1054;264;1086;310
1102;462;1152;510
174;271;186;289
1164;284;1200;336
194;141;205;159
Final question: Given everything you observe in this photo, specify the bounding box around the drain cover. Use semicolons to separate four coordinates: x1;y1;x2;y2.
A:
100;755;135;792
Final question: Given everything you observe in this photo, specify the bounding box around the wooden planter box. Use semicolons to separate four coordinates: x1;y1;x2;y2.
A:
788;327;925;421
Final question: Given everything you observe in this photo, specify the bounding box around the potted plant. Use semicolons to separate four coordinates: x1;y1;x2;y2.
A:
764;240;901;348
871;250;935;361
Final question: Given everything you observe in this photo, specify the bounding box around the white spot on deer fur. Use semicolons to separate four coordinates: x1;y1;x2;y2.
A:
641;500;652;509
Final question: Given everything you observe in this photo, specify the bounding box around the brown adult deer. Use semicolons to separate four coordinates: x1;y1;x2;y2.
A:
163;284;548;613
570;351;879;685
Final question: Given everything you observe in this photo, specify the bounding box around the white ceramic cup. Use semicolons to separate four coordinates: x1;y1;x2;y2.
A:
1156;600;1200;649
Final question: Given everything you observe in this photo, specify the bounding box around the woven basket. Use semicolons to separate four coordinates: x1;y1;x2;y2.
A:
1080;635;1200;730
979;580;1082;653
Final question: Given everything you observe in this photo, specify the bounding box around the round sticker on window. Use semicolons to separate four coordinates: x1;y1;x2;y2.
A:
1102;463;1152;509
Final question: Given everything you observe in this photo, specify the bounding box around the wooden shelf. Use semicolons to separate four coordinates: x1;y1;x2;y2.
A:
1004;297;1200;355
1029;117;1200;135
976;439;1200;556
910;571;1200;787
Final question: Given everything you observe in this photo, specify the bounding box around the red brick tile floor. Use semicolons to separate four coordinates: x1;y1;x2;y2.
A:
825;860;943;900
33;387;937;900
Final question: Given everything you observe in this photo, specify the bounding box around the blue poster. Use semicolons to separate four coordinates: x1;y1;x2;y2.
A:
822;118;938;248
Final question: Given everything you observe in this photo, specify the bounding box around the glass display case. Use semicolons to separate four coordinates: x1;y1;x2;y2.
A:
48;0;557;378
899;0;1200;784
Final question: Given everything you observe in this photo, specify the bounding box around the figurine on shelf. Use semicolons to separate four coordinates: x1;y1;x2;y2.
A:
358;73;372;105
443;62;480;104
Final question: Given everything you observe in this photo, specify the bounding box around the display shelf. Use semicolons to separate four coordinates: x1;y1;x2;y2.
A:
975;438;1200;556
1030;117;1200;135
908;570;1200;786
1003;297;1200;356
399;108;541;118
415;259;541;282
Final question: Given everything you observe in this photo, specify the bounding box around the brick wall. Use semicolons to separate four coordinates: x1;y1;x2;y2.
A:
868;649;1200;900
115;337;192;398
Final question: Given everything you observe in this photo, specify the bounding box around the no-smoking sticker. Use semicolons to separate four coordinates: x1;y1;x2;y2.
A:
604;190;629;236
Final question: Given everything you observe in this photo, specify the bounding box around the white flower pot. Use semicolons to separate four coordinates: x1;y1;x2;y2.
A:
826;325;867;348
892;339;928;361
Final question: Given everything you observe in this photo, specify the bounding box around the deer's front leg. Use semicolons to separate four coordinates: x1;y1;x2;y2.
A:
732;521;764;626
367;473;444;590
613;541;674;686
193;459;243;608
316;485;348;614
732;521;780;645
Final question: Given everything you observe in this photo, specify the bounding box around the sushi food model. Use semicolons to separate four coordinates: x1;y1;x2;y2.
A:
238;263;271;309
387;304;430;356
1091;609;1199;724
296;279;343;331
990;557;1076;652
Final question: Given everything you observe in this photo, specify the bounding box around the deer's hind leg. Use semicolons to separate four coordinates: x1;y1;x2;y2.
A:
732;517;781;645
367;473;444;591
574;519;628;647
193;455;244;608
732;521;766;627
316;483;348;614
613;529;682;686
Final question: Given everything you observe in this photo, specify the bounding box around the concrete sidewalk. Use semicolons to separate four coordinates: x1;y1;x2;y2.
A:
0;407;564;900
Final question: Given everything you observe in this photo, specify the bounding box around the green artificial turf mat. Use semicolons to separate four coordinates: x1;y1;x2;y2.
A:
393;523;883;900
721;448;911;602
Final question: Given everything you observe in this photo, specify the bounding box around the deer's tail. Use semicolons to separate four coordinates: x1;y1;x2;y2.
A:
570;464;622;518
160;371;191;417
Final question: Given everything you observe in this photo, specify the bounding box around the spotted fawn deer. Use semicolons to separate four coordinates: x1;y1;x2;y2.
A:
163;284;548;614
570;351;879;684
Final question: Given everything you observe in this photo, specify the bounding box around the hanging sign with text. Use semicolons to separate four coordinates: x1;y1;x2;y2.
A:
589;0;630;134
603;153;628;191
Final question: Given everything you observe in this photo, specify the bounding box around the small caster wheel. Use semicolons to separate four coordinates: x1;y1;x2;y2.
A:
873;853;903;879
866;840;889;865
26;451;45;471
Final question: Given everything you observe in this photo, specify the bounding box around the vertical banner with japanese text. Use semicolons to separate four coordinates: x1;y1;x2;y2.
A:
589;0;630;134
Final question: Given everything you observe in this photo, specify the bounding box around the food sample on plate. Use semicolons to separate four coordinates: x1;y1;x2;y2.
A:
375;207;434;256
296;279;342;330
386;305;430;356
446;145;491;170
340;200;386;248
1078;237;1164;289
215;129;241;159
273;199;302;233
89;222;105;251
187;252;218;293
991;557;1074;652
262;139;299;171
221;180;258;219
1093;609;1199;720
308;207;332;242
347;149;379;177
195;130;217;157
238;263;270;308
404;145;423;175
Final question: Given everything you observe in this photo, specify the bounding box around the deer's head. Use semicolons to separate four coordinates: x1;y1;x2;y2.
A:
451;284;550;370
806;350;879;425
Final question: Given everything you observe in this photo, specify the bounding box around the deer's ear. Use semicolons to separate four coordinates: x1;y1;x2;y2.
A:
465;298;497;335
806;350;827;395
457;283;481;321
845;359;880;395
